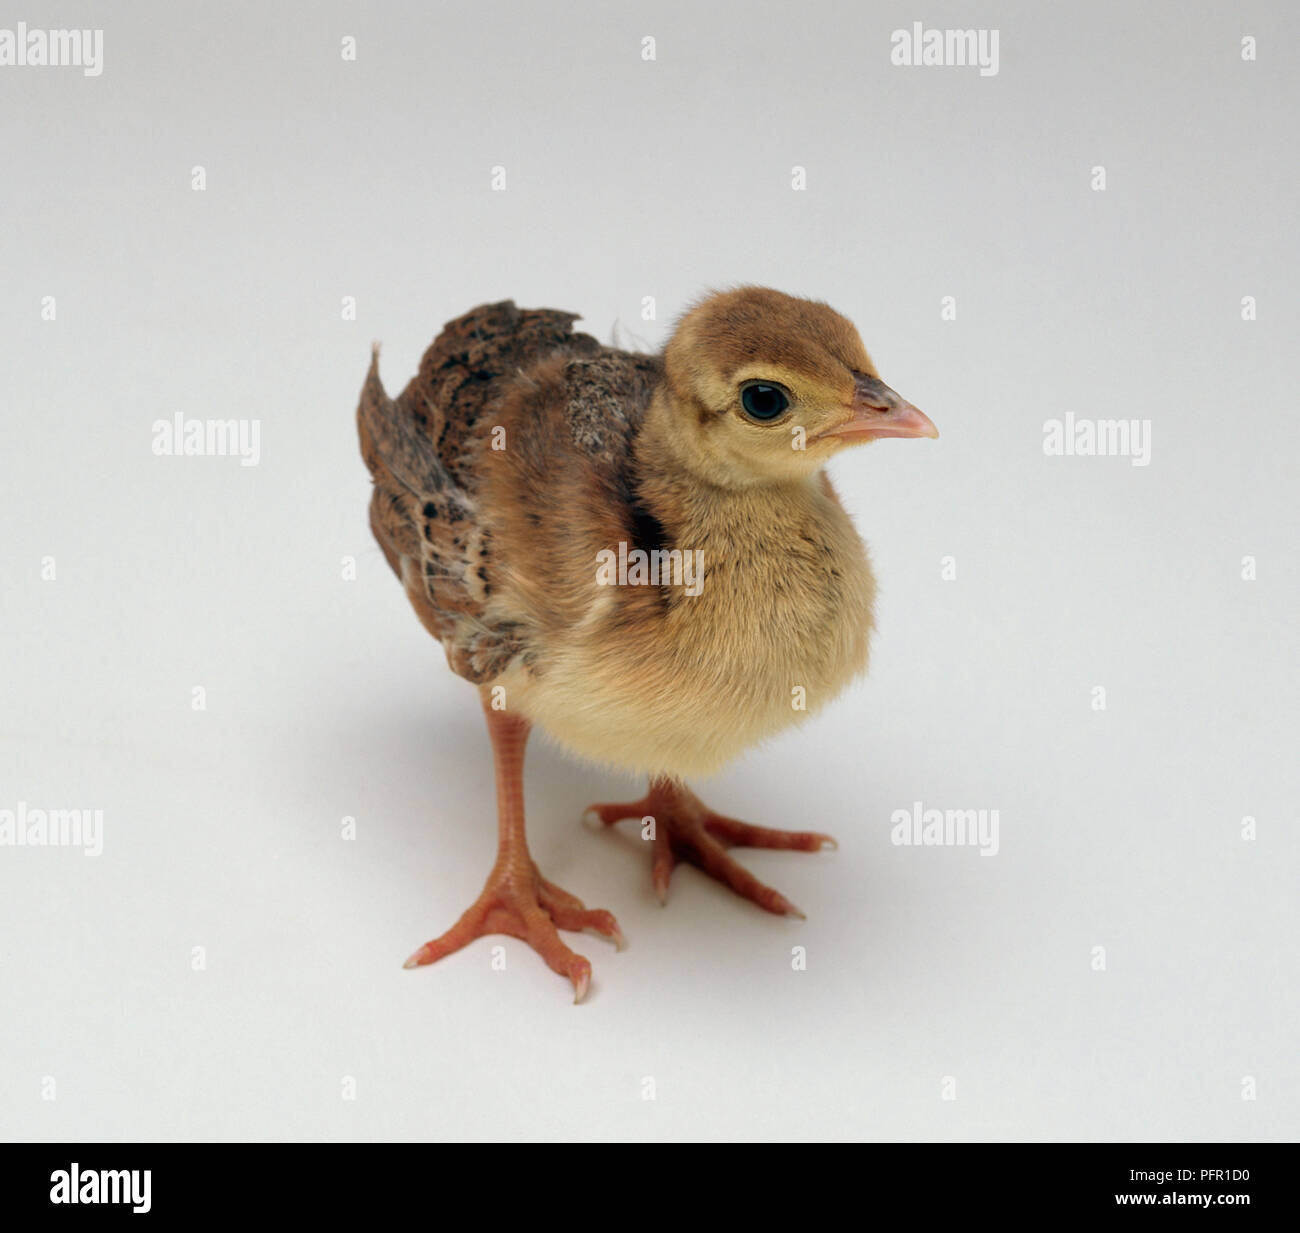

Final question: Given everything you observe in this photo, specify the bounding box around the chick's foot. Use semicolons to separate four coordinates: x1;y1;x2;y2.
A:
584;778;835;917
404;861;624;1003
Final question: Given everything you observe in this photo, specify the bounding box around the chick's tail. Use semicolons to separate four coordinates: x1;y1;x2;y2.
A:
357;344;438;575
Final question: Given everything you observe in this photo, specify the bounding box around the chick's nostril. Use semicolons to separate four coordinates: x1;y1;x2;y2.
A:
852;374;895;405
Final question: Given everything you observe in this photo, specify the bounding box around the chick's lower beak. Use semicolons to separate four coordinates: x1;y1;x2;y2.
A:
822;374;939;441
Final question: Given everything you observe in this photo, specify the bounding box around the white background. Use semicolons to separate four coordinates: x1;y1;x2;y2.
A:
1;0;1296;1140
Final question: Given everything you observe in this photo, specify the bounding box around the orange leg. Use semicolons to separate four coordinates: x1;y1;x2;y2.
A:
404;695;623;1001
584;778;835;918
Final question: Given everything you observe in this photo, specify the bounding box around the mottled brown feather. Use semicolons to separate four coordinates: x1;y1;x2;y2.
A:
357;299;655;683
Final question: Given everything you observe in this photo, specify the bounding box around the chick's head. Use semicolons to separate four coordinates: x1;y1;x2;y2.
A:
661;286;937;485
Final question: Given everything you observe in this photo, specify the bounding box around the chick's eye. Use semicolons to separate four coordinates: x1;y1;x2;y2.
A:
740;383;790;421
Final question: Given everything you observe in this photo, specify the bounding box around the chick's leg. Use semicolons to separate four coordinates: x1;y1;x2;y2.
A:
584;778;834;918
404;696;623;1002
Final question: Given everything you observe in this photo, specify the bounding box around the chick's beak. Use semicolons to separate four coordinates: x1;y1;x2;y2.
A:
822;374;939;441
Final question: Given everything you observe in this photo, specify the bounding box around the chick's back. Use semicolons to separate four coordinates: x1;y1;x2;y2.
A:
357;299;660;684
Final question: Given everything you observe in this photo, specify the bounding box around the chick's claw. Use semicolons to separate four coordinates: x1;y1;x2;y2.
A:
403;862;621;1002
585;779;833;918
536;873;627;951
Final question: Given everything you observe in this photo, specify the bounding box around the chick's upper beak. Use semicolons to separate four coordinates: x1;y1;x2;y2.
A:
822;374;939;441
